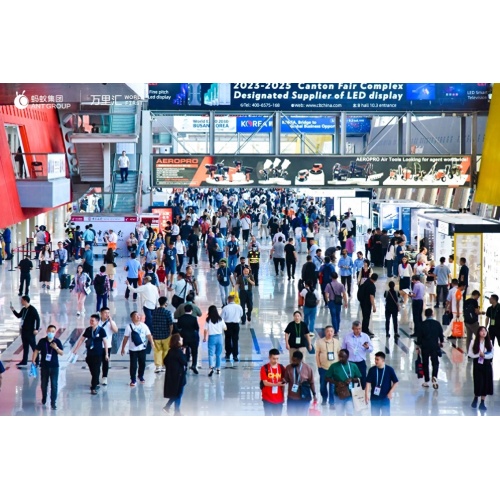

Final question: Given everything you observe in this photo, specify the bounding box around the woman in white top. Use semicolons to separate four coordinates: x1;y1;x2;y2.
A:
468;326;494;411
39;244;53;289
174;234;186;271
398;255;413;308
385;241;396;278
203;305;227;377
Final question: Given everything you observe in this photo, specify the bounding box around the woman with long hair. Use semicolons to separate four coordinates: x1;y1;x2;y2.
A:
203;305;227;377
103;247;116;291
398;255;413;308
39;243;53;289
468;326;494;411
425;260;436;306
163;333;188;416
70;264;91;316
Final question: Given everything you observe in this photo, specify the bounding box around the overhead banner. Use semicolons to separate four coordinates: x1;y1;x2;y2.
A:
236;116;371;134
148;83;490;112
152;155;471;189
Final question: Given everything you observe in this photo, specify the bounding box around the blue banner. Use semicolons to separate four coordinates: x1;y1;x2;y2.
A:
148;83;490;112
236;116;371;134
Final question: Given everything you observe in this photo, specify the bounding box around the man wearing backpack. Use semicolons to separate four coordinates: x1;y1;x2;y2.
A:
464;290;483;352
259;211;269;240
319;256;335;305
260;348;286;416
300;280;321;334
93;266;111;312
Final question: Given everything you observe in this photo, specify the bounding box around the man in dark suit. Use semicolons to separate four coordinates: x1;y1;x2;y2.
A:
416;308;444;390
176;304;200;374
11;296;40;367
301;255;318;290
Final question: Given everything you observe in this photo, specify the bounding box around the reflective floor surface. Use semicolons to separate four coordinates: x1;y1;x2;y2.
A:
0;229;497;416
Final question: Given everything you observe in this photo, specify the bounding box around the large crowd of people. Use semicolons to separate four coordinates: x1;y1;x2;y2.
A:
0;187;495;416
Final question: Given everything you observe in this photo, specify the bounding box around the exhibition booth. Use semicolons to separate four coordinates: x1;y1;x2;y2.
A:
415;211;500;299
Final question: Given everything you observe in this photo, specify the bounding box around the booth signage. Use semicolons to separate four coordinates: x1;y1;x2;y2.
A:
152;154;472;189
148;83;490;112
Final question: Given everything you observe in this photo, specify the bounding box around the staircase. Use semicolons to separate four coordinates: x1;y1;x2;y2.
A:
75;143;104;182
109;104;137;134
112;170;138;212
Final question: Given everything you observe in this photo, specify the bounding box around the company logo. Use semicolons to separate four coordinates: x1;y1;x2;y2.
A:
14;90;29;110
155;158;199;165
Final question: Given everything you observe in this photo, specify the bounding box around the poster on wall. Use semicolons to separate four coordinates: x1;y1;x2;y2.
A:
152;154;471;189
381;205;400;235
70;215;138;255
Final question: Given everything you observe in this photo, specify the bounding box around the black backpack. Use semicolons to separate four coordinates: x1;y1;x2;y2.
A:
305;289;317;307
93;274;106;295
464;299;478;325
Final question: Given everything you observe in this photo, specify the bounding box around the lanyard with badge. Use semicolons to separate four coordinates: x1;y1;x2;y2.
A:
341;363;353;390
45;340;53;362
491;305;499;327
374;367;385;396
292;363;302;393
326;340;335;361
295;323;302;346
270;365;280;394
20;308;28;329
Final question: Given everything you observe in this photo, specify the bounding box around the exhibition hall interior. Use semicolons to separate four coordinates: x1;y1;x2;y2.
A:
1;81;500;418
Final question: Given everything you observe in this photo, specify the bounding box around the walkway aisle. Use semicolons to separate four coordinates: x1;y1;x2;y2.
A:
0;227;496;416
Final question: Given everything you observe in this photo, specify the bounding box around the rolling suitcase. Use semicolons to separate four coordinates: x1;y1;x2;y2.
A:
60;274;71;289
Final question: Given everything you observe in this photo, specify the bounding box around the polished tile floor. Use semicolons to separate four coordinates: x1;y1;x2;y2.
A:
0;228;497;416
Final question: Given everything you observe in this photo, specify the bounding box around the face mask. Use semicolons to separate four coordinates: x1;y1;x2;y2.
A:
47;333;55;341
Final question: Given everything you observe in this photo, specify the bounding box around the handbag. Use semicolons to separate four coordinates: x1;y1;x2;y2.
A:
308;401;322;416
415;354;424;379
442;311;452;326
300;380;312;401
451;320;464;338
229;290;240;305
352;383;370;413
335;381;351;400
129;324;144;347
51;261;60;273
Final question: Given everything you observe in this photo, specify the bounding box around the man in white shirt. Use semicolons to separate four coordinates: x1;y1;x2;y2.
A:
118;150;130;183
273;229;286;244
125;276;159;334
98;307;118;385
105;229;118;251
221;295;244;362
343;215;353;233
120;311;155;387
240;214;252;245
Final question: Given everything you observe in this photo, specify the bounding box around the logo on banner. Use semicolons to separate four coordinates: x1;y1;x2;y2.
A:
14;91;29;110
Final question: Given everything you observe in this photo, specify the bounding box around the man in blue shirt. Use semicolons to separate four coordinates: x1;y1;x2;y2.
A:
365;351;399;416
434;256;451;308
226;234;240;274
82;243;94;281
338;249;354;297
353;251;364;281
341;321;373;389
83;225;95;249
125;252;141;300
3;227;12;260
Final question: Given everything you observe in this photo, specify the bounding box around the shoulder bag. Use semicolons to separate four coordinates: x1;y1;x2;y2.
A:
129;323;144;347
